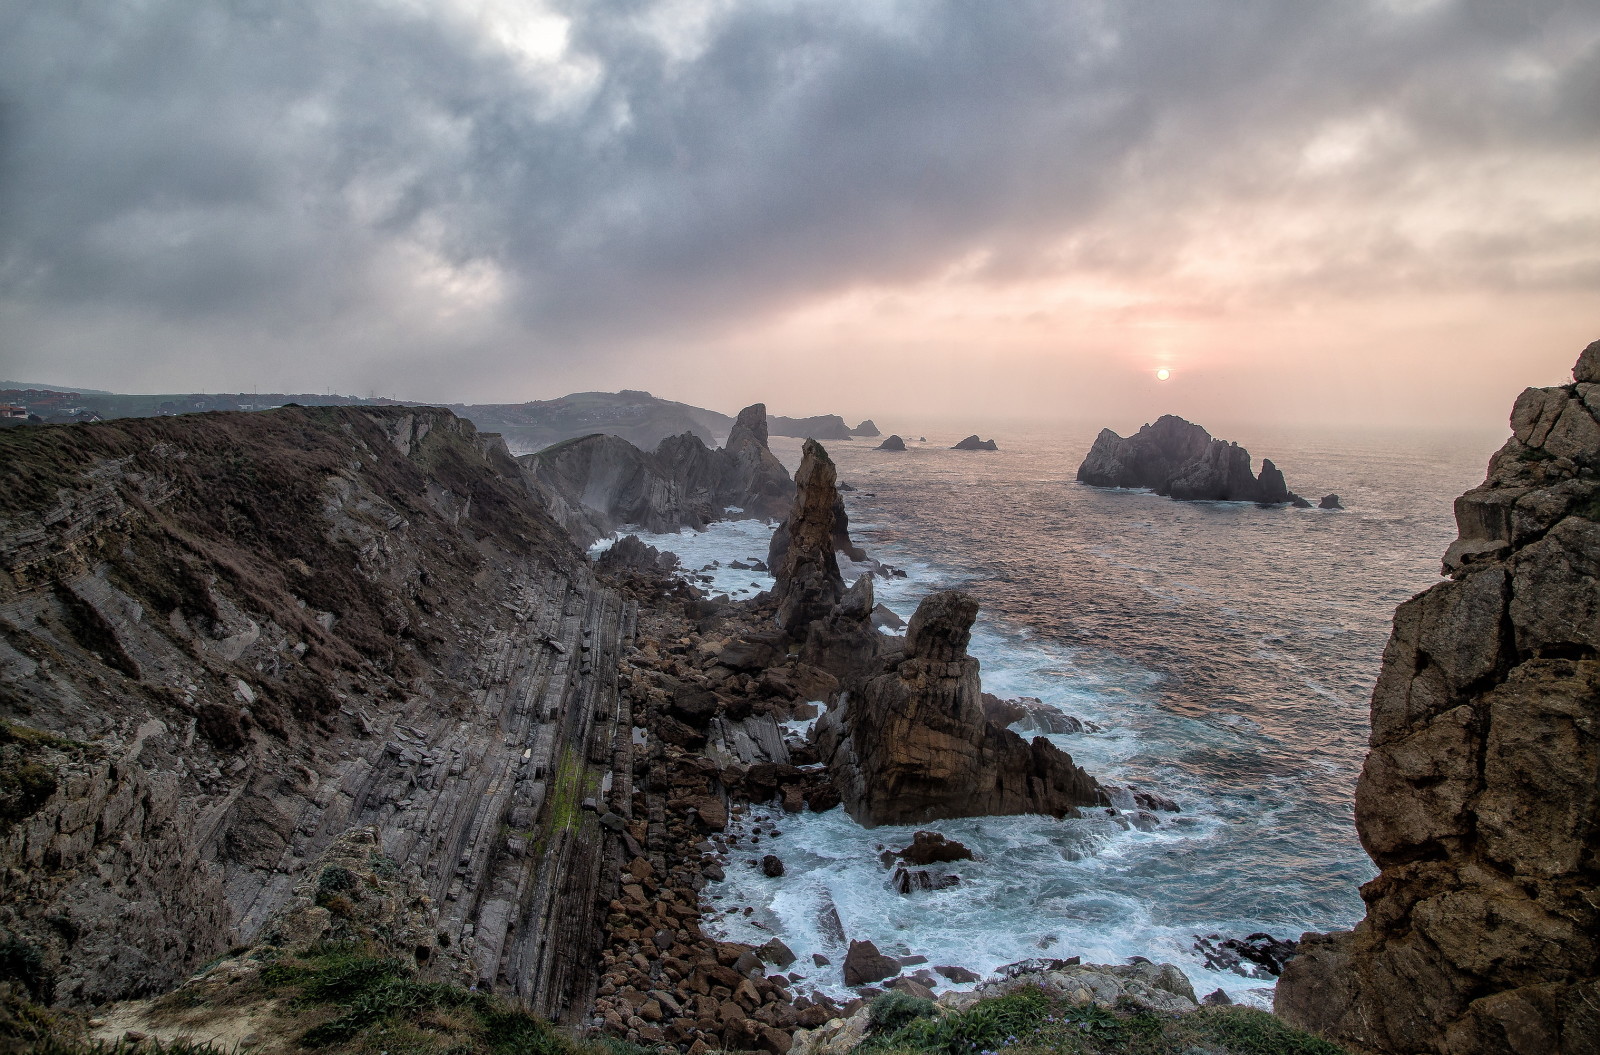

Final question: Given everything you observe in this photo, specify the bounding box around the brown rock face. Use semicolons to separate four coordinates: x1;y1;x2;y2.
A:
1276;341;1600;1055
770;440;846;635
815;590;1104;827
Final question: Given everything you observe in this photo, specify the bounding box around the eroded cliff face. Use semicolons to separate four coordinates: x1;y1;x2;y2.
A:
815;590;1104;828
1276;341;1600;1055
524;403;793;547
0;407;638;1024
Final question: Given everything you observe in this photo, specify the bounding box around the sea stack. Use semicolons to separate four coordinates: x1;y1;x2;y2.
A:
768;439;847;635
814;590;1105;826
876;434;907;451
1276;339;1600;1055
1076;414;1310;505
952;435;998;451
850;419;881;437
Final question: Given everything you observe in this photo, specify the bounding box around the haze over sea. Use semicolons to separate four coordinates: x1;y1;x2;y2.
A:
612;421;1506;1004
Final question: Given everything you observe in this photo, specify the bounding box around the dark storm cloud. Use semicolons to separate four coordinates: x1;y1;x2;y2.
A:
1;0;1596;376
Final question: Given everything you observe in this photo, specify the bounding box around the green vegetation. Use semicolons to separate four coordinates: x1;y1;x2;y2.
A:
542;746;590;841
8;1039;230;1055
247;943;657;1055
858;986;1347;1055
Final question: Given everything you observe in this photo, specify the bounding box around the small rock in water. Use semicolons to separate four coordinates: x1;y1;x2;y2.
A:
1319;494;1343;509
1193;932;1298;977
935;964;982;983
760;854;785;878
843;939;900;986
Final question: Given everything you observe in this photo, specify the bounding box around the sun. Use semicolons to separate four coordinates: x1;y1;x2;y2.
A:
1156;368;1171;381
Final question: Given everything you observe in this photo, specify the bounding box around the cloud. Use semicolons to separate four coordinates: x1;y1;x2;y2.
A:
0;0;1596;402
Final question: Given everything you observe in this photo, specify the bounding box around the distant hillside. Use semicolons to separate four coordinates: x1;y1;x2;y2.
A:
0;386;864;451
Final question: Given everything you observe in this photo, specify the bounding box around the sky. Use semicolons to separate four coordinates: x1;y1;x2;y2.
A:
1;0;1597;430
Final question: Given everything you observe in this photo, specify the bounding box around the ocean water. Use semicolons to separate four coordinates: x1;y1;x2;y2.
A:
606;422;1504;1005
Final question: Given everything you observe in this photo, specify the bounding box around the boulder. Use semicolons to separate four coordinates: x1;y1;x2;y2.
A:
876;435;907;452
895;831;974;866
1275;338;1600;1055
815;590;1106;826
870;604;906;631
951;435;998;451
842;940;900;987
1075;415;1309;505
934;965;981;984
760;855;785;878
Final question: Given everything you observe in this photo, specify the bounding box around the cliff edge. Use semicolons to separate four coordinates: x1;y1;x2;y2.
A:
1275;339;1600;1054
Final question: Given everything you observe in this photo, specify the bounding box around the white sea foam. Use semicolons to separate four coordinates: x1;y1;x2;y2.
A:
598;515;1284;1007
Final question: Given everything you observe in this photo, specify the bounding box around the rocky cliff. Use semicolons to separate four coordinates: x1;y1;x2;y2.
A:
815;590;1105;827
1276;341;1600;1054
0;406;639;1025
524;403;792;547
1077;415;1310;505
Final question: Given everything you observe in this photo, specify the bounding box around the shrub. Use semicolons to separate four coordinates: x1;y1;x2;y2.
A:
868;990;937;1034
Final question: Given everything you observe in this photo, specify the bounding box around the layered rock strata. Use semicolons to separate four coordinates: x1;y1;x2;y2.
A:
815;591;1104;826
768;441;847;636
1077;415;1310;505
1276;340;1600;1055
0;407;636;1024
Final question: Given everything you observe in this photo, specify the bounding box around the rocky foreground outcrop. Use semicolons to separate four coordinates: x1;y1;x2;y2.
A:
1077;415;1310;505
526;403;793;546
0;406;631;1023
1276;340;1600;1055
815;590;1105;826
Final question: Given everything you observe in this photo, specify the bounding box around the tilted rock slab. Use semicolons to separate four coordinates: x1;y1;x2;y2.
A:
815;590;1104;827
1077;414;1309;505
1275;339;1600;1055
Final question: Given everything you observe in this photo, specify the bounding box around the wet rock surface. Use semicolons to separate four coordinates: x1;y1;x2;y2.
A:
1076;414;1310;505
1275;339;1600;1055
816;590;1105;826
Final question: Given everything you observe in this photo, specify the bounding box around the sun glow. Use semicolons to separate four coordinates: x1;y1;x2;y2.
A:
1156;368;1171;381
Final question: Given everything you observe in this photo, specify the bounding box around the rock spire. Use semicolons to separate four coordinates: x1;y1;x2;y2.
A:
814;590;1105;826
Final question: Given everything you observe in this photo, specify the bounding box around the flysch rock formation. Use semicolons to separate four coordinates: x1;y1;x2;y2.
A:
814;590;1105;827
0;406;635;1024
1275;339;1600;1055
524;402;793;547
1077;414;1311;505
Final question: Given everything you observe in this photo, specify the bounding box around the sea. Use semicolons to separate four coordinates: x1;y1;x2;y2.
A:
596;421;1506;1006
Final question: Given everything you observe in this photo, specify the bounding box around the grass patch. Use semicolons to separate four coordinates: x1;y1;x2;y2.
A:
859;987;1346;1055
253;943;634;1055
543;746;588;840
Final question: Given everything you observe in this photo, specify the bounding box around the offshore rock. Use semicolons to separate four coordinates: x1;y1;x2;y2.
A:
876;435;907;452
1319;494;1344;510
1276;340;1600;1055
815;591;1104;826
850;420;881;438
951;435;998;451
1077;415;1309;505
